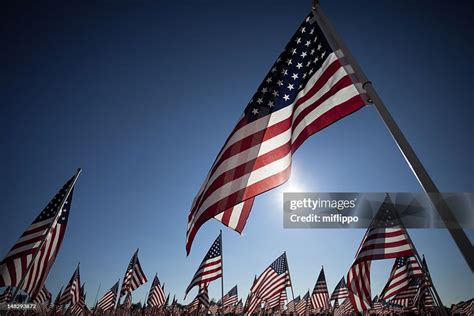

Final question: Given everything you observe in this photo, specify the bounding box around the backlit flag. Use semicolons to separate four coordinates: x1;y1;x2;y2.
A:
96;280;119;311
222;285;238;308
379;256;422;300
52;287;63;313
0;170;80;298
147;274;166;307
330;277;348;301
311;267;330;310
185;10;367;254
391;277;422;307
235;299;244;314
347;260;371;312
32;286;52;304
121;292;132;309
287;296;300;313
70;283;86;315
58;264;81;305
334;299;353;316
197;284;210;309
120;249;147;297
250;253;291;304
185;233;222;297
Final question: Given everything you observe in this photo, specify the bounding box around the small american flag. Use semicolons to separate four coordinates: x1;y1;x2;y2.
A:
221;285;238;309
296;291;310;315
147;274;166;308
120;249;148;297
0;286;13;303
121;292;132;309
185;233;222;297
96;280;119;311
286;295;300;313
197;284;210;309
310;267;330;310
250;253;291;305
0;170;80;299
69;283;86;315
390;277;421;307
330;277;348;301
58;264;81;305
379;256;422;300
32;285;51;304
185;10;366;254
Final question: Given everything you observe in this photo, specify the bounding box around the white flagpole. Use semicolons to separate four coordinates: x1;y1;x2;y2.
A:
311;0;473;271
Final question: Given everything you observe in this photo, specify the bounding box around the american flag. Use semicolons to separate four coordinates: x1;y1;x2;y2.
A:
330;277;348;301
250;253;291;304
354;197;414;263
120;249;147;297
310;267;330;310
185;10;366;254
32;285;51;304
0;286;13;303
147;274;166;307
0;170;80;299
96;280;119;311
121;292;132;309
390;277;421;307
379;256;422;300
235;299;244;314
264;288;283;311
52;286;63;313
185;233;222;296
221;285;238;308
334;298;354;316
58;264;81;305
296;291;310;315
286;295;300;313
197;284;210;309
347;196;415;312
69;283;86;315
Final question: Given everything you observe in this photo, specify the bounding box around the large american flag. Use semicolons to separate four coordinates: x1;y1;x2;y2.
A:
96;280;119;311
379;256;422;300
147;274;166;308
330;277;348;301
58;264;81;305
185;233;222;296
0;170;80;299
310;267;330;310
185;11;366;254
120;249;147;297
250;253;291;304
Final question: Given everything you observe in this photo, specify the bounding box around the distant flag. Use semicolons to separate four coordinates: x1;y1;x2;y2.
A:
235;299;244;314
222;285;238;309
0;286;13;303
279;288;288;311
165;293;170;307
120;249;147;298
70;283;86;315
310;267;330;310
333;298;339;309
58;264;81;305
147;274;166;307
379;256;422;300
96;280;119;311
0;170;81;299
296;291;310;315
250;253;291;304
330;277;348;301
286;295;300;313
52;286;63;313
32;285;52;304
121;292;132;309
391;277;422;307
197;284;210;309
347;196;415;312
185;8;367;254
185;233;222;297
334;299;353;316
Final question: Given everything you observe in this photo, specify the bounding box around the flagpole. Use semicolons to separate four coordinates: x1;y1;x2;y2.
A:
283;252;296;313
311;0;473;271
219;230;224;315
11;168;82;301
93;283;101;310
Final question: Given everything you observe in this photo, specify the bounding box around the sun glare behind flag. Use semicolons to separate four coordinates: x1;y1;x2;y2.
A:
0;170;81;299
185;9;367;253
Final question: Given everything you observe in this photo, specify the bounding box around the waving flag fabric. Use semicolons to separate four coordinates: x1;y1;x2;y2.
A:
147;274;166;307
96;280;119;311
58;265;81;305
0;170;80;298
120;249;147;297
330;277;348;301
379;256;422;300
32;286;52;304
185;233;222;296
311;267;330;310
185;10;366;253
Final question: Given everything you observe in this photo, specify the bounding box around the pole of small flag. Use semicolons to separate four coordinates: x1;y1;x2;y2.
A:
93;282;101;310
283;252;296;310
311;0;473;272
11;168;82;302
219;230;224;315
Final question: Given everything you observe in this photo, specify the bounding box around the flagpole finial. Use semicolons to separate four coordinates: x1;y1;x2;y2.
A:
312;0;319;10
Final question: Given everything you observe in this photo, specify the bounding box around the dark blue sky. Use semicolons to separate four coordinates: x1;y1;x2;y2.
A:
2;0;473;307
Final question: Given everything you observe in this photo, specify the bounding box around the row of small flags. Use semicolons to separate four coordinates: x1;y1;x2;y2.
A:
0;171;469;315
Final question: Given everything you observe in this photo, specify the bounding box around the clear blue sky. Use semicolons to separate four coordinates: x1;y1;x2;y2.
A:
1;0;473;308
